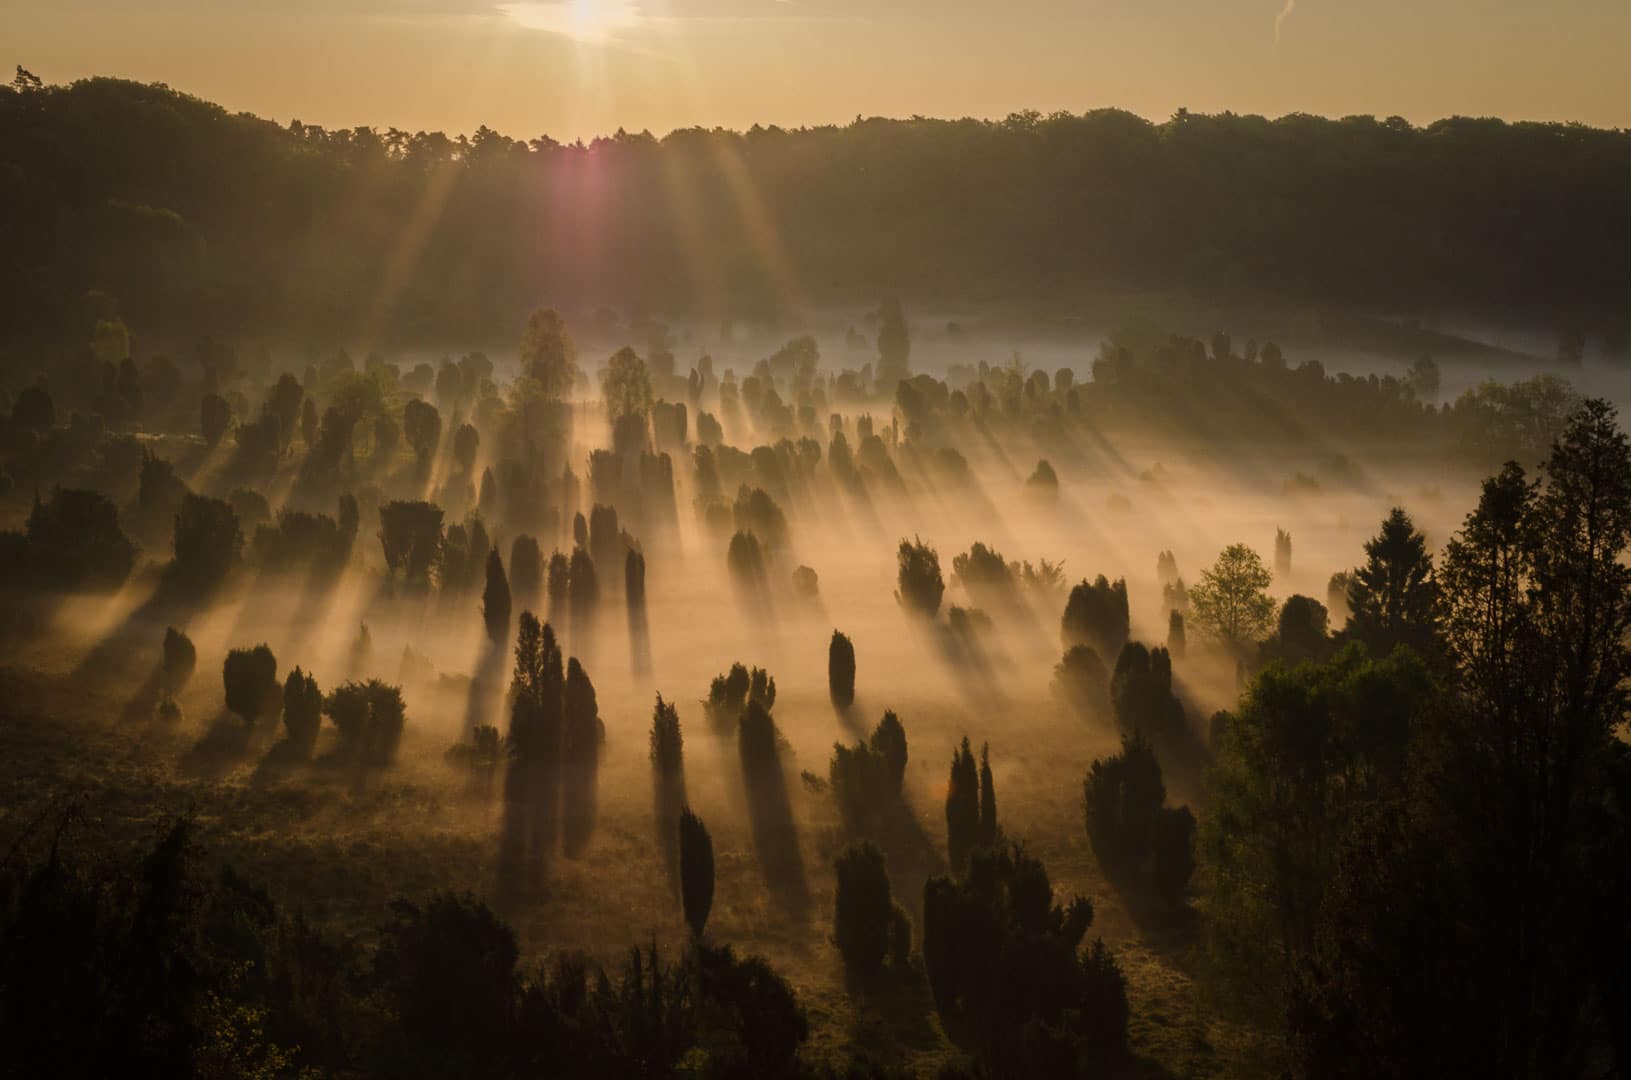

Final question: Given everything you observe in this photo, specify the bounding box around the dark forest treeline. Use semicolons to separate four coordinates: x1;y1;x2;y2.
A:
4;70;1631;345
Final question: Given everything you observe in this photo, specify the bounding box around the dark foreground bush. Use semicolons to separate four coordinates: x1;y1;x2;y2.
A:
0;820;812;1079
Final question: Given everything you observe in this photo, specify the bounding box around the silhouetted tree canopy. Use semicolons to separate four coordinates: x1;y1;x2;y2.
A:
223;643;278;725
16;488;136;590
282;666;322;755
6;78;1631;345
1061;575;1130;657
922;843;1128;1073
896;536;945;618
171;493;242;593
833;841;897;984
828;630;856;709
1345;508;1440;659
324;679;407;767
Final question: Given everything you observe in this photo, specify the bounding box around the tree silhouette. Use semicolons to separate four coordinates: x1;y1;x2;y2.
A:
602;346;653;428
1110;643;1186;737
895;536;944;617
945;737;979;873
1167;610;1187;659
561;657;602;856
162;627;196;695
1346;507;1439;658
1083;730;1194;904
1274;527;1293;578
1274;595;1330;665
568;547;598;635
922;843;1127;1072
1062;575;1130;657
1053;645;1109;717
282;666;322;755
482;548;511;645
378;500;444;585
223;644;278;725
519;307;580;398
651;693;683;777
833;842;894;984
679;807;714;938
324;678;407;767
726;530;766;590
171;493;242;593
977;743;998;849
25;488;136;589
872;711;907;797
828;630;856;708
546;550;570;619
403;398;442;471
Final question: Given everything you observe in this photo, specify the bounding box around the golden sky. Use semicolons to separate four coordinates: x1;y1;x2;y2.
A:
7;1;1630;139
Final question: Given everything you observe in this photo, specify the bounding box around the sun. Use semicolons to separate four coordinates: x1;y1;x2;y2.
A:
500;0;645;45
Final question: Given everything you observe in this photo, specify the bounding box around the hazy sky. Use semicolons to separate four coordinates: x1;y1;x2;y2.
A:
7;1;1630;139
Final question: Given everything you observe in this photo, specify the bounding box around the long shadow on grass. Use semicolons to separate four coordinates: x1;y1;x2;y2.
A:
738;703;810;921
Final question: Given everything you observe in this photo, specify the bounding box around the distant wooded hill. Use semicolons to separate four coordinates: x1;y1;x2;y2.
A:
3;73;1629;347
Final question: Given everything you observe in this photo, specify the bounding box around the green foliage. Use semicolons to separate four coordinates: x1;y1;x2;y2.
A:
1204;643;1433;1030
518;308;579;400
601;346;652;426
1190;544;1275;647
